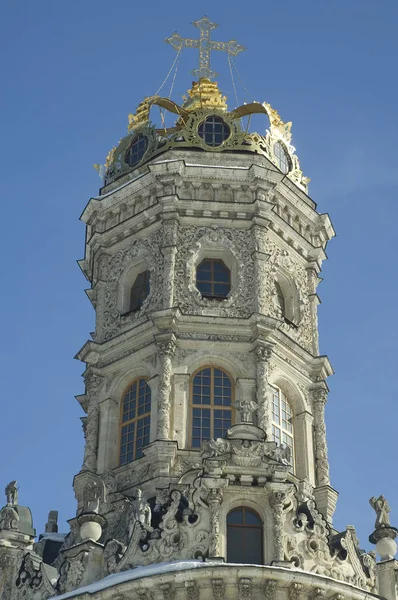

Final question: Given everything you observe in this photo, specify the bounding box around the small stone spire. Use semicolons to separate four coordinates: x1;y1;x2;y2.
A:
45;510;58;533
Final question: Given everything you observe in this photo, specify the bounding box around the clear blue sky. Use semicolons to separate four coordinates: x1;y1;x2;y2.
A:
1;0;397;551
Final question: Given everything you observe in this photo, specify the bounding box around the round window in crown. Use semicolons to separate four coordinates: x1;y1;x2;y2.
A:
273;141;291;174
198;116;231;147
125;133;148;167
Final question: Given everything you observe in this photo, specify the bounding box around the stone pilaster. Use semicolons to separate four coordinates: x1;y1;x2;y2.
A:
255;345;273;436
269;489;286;562
96;397;118;473
156;336;176;440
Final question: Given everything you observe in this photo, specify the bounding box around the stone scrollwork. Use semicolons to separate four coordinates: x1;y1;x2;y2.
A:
185;581;199;600
175;226;254;318
238;578;252;600
212;579;225;600
265;240;313;352
98;232;163;341
263;580;277;600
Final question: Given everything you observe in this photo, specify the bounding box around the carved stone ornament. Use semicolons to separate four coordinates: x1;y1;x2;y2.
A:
212;579;225;600
185;581;199;600
0;506;19;531
98;232;163;341
263;580;277;600
238;578;252;600
175;226;254;318
58;551;89;593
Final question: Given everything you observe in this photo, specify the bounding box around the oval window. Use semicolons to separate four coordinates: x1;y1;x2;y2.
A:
198;116;230;147
125;134;148;167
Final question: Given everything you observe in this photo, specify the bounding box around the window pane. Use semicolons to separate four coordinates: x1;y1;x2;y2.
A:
227;508;243;524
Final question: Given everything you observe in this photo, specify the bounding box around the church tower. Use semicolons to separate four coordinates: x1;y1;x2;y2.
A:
1;17;397;600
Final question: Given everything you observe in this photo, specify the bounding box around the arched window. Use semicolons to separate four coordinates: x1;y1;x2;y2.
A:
271;385;294;468
119;378;151;465
196;259;231;300
227;507;263;564
190;367;233;448
274;141;290;174
198;116;230;147
130;270;150;312
275;281;286;317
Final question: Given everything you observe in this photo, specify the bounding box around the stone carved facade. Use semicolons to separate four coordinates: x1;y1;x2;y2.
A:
1;26;395;600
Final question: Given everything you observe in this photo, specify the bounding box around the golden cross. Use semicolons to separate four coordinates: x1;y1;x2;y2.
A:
165;16;245;80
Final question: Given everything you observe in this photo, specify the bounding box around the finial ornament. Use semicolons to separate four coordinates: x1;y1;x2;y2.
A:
165;16;245;80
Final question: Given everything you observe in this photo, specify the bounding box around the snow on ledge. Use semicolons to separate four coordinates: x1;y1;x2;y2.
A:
52;561;205;600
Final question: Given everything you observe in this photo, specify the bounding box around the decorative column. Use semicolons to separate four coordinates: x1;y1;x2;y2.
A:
311;387;338;523
269;489;286;562
156;337;176;440
82;405;99;472
208;488;224;557
161;213;179;309
255;345;273;436
311;388;330;487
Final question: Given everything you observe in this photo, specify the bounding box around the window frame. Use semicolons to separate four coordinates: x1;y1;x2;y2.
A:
273;141;290;174
195;258;231;300
198;115;231;147
270;384;295;471
227;506;264;565
125;133;148;167
189;366;235;449
119;377;151;465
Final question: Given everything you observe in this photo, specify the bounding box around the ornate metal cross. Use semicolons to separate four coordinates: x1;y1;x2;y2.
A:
165;16;245;80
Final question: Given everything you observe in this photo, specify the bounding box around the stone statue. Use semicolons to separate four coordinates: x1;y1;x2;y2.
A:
83;480;101;513
369;495;391;529
5;481;18;505
234;398;258;423
131;488;151;528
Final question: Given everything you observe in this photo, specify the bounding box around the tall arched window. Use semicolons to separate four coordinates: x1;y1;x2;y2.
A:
271;385;294;469
129;270;150;312
190;367;233;448
227;507;263;564
119;378;151;465
274;281;286;317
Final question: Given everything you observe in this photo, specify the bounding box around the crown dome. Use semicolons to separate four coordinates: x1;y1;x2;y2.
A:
95;19;309;193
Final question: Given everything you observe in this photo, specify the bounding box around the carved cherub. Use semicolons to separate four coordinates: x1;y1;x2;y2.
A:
369;495;391;529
